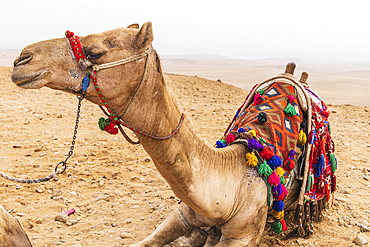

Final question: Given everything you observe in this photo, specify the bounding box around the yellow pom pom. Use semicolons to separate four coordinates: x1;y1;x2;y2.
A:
249;130;256;137
246;152;258;167
298;130;307;145
275;167;285;178
271;210;284;220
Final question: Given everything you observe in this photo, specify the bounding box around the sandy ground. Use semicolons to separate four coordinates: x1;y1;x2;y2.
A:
0;66;370;246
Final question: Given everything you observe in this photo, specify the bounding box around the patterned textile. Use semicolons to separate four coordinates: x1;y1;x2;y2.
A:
229;82;304;163
305;88;336;202
216;78;336;235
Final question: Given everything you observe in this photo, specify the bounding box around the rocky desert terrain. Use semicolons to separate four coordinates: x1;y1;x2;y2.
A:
0;65;370;246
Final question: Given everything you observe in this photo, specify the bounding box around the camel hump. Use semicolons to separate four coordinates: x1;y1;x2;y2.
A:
135;22;154;51
127;23;140;29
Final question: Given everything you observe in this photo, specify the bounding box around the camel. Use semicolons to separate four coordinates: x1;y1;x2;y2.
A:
10;22;331;246
0;204;32;247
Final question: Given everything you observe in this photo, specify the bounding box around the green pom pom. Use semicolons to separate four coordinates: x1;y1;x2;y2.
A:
280;176;285;185
284;103;297;117
259;137;266;144
98;117;110;131
258;89;265;95
220;139;226;145
328;124;331;135
271;221;283;234
330;153;337;173
258;161;273;177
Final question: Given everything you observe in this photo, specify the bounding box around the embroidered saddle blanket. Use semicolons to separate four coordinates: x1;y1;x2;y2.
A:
215;74;336;235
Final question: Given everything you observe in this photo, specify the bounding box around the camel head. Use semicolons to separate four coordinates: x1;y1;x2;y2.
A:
11;22;155;116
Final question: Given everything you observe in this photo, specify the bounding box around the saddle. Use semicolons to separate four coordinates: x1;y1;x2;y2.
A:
215;63;336;237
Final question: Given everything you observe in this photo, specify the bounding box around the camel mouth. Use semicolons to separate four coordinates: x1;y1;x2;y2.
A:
11;69;49;88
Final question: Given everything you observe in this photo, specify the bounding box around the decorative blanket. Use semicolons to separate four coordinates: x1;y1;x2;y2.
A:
215;74;336;236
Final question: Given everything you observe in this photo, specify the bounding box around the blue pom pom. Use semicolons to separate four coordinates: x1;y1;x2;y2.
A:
267;155;282;170
238;128;246;133
272;200;284;212
215;140;226;148
315;154;325;178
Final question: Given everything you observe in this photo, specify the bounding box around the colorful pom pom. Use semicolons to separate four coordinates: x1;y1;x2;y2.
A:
249;130;256;137
272;200;284;212
271;210;284;220
238;128;246;133
268;171;280;186
298;129;307;145
260;147;274;160
257;112;267;123
258;161;273;177
267;155;282;170
248;138;264;152
275;167;285;178
271;221;283;234
283;157;295;171
225;133;236;144
253;93;264;105
246;152;258;167
284;95;297;117
330;153;337;173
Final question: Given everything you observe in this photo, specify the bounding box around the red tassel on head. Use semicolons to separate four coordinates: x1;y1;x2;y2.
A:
281;219;287;231
260;147;274;160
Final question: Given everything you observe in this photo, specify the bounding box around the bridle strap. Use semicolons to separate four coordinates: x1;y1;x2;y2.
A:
92;47;152;72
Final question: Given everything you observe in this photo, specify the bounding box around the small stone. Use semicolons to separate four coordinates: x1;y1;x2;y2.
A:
34;147;42;152
126;218;132;223
120;231;134;239
341;189;350;194
362;168;368;173
130;205;140;209
36;188;43;193
111;211;115;216
35;218;43;224
70;191;77;196
114;191;123;197
99;180;105;187
16;213;24;217
56;114;63;118
353;235;368;245
358;219;369;227
55;212;68;223
66;220;77;226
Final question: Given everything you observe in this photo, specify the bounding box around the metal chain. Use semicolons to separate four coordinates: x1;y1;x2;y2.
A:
54;93;85;175
0;94;85;184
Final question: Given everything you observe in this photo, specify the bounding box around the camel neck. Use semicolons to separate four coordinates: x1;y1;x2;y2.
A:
117;52;248;207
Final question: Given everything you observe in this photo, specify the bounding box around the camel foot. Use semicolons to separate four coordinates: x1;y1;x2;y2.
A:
163;229;207;247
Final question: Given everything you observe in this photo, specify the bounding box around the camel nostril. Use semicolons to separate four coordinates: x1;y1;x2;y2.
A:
14;54;33;67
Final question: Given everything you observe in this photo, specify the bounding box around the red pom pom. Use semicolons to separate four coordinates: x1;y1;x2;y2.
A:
65;30;74;38
283;157;295;171
260;147;274;160
288;95;295;103
281;219;287;231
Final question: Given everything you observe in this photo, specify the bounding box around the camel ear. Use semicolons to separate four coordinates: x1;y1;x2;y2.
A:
127;23;139;29
135;22;153;50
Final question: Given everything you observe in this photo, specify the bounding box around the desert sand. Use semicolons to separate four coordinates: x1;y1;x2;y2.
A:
0;62;370;247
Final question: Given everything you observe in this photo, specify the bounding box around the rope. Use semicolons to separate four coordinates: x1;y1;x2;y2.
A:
92;48;151;72
0;170;60;184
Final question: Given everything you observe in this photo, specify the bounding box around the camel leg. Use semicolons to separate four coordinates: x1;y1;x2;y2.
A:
203;227;222;247
130;206;190;247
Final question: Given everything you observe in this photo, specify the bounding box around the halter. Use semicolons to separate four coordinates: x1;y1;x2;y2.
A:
65;30;184;144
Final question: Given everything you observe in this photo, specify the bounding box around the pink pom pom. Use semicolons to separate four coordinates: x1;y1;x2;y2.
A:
288;95;295;103
268;171;280;186
225;133;236;144
254;93;264;106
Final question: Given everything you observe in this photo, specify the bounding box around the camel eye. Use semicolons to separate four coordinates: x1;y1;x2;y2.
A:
89;52;104;60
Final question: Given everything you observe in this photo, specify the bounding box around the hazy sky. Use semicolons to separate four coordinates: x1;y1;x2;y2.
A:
1;0;369;63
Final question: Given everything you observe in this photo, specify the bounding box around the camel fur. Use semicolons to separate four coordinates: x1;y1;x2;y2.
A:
11;22;308;246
